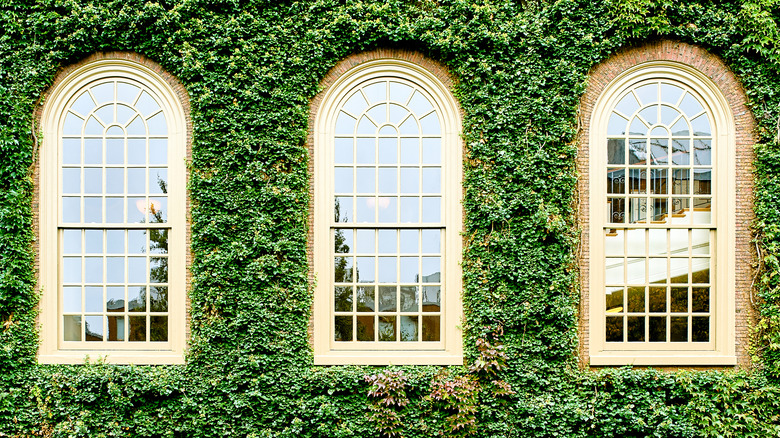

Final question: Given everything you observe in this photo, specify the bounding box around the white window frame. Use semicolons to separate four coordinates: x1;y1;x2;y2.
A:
39;59;187;364
313;59;463;365
589;61;736;366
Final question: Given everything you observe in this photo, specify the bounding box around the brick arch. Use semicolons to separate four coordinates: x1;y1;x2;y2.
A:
577;40;756;368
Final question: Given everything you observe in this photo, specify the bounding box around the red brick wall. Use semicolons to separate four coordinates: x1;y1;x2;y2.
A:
577;41;757;369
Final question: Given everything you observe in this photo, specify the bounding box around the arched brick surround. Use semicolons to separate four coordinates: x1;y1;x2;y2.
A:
577;40;757;368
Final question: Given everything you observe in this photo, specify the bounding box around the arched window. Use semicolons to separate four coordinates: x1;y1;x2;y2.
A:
589;62;736;365
312;57;462;365
39;57;187;364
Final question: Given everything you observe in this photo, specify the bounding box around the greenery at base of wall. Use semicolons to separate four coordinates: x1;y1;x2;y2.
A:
1;0;780;436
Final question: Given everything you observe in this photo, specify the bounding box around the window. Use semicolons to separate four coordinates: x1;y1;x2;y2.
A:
589;62;736;365
313;57;462;365
39;58;187;364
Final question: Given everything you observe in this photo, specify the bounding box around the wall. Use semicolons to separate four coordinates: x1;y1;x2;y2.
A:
1;1;780;437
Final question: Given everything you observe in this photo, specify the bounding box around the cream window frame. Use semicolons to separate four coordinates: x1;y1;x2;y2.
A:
589;61;736;366
39;59;187;364
313;59;463;365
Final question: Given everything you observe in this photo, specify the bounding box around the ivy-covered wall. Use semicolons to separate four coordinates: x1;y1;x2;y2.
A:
2;0;780;436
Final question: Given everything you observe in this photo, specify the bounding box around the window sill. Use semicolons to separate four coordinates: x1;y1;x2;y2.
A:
589;352;737;366
38;351;185;365
314;351;463;366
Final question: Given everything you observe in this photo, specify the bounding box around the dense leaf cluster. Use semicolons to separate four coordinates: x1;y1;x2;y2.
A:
1;0;780;436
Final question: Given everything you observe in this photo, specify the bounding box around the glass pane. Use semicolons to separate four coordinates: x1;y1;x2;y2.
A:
421;230;440;254
607;168;625;194
400;197;419;223
84;286;102;312
649;316;666;342
149;139;167;165
149;197;167;223
356;257;375;283
648;229;666;255
63;138;81;165
400;316;418;341
84;138;102;164
399;229;418;253
356;315;374;341
377;257;396;283
85;315;103;341
377;197;397;223
422;315;440;341
106;138;124;165
606;287;623;313
334;316;352;341
108;316;125;341
83;168;102;194
378;316;396;341
627;316;645;342
378;286;397;311
649;287;666;312
150;229;167;254
117;82;140;104
150;286;168;312
63;287;81;313
694;170;711;195
422;286;440;312
692;316;709;342
692;287;709;312
106;168;124;194
334;138;353;164
421;257;440;283
334;256;352;282
691;229;709;255
129;315;146;341
691;114;711;136
106;257;125;283
378;138;397;165
628;138;646;163
105;197;124;223
605;230;625;255
693;198;711;224
84;257;103;283
421;197;441;223
670;257;689;284
671;138;689;164
64;315;82;341
605;258;623;284
607;114;628;137
63;230;81;254
421;168;441;194
62;168;80;194
127;197;145;223
63;257;81;283
649;258;666;284
150;257;168;283
422;138;441;165
400;286;418;312
107;230;124;253
670;316;688;342
84;197;102;223
334;229;353;254
335;196;352;223
335;286;353;312
400;138;419;164
356;138;375;164
400;168;419;194
334;167;353;194
356;197;375;222
147;113;167;135
626;229;645;254
692;258;710;283
400;257;418;283
343;90;368;115
650;169;667;194
149;168;167;194
671;287;688;312
128;287;146;312
605;316;623;342
629;198;646;223
378;168;397;194
693;139;712;165
126;229;145;254
377;230;396;254
628;168;645;194
128;257;146;283
672;169;689;195
627;286;644;312
357;116;376;135
356;286;375;312
408;91;432;115
82;230;101;254
150;316;167;341
107;286;124;312
650;139;667;165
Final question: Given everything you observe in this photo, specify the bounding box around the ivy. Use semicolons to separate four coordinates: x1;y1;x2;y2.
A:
1;0;780;436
